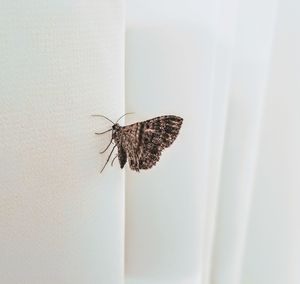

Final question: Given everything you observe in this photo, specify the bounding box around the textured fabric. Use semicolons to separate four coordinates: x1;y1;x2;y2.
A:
0;1;124;283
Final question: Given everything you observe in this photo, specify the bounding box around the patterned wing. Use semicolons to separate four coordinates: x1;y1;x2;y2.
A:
121;115;183;171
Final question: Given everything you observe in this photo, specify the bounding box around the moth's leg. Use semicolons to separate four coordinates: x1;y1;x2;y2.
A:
111;154;118;166
99;137;113;154
97;129;114;154
100;145;117;173
95;129;112;135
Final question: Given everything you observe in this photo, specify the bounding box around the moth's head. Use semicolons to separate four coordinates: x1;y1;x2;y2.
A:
112;123;121;132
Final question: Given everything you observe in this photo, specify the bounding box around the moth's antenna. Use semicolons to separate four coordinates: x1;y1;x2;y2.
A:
95;129;112;135
91;114;114;124
115;112;134;124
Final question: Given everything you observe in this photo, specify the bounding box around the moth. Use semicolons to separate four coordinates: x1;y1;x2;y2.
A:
92;113;183;173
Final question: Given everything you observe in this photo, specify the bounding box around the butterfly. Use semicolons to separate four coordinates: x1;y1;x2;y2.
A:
92;113;183;173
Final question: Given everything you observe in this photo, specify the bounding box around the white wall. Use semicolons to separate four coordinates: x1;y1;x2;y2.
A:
0;1;125;283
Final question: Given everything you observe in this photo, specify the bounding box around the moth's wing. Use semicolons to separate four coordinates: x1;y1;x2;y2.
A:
121;115;183;171
138;115;183;170
120;123;141;171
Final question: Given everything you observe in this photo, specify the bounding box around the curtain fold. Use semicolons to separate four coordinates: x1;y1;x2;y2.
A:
125;0;298;284
208;0;279;283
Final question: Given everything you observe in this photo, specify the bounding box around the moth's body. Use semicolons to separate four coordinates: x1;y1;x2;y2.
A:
95;115;183;172
111;123;127;168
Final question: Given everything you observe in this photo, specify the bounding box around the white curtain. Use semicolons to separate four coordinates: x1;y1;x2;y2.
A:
1;0;299;283
0;1;125;283
125;0;300;284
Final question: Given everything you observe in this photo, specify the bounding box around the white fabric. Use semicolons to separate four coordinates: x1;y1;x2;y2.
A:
1;0;299;283
125;25;210;284
0;1;124;283
125;0;300;284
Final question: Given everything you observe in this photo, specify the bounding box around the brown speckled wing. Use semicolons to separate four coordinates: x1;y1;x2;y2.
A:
120;115;183;171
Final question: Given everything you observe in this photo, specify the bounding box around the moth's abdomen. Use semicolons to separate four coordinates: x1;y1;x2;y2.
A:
117;145;127;169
